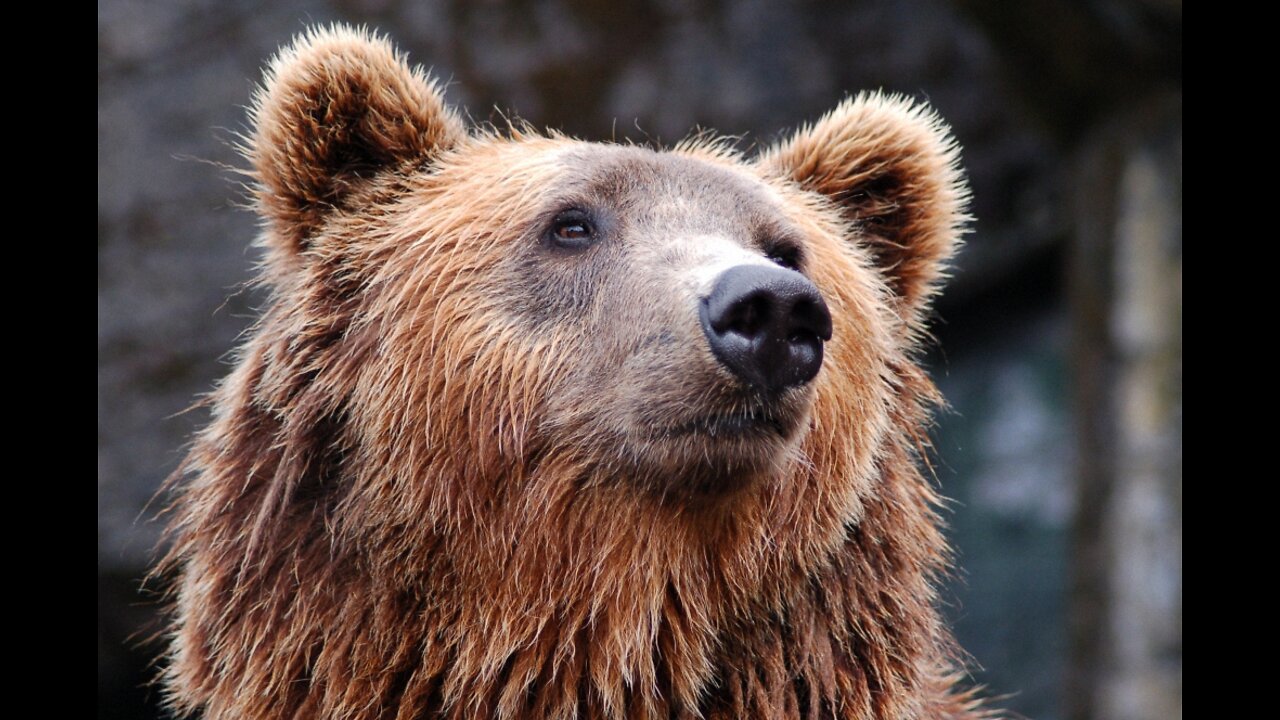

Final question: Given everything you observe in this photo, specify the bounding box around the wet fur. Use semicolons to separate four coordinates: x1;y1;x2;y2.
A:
158;26;986;720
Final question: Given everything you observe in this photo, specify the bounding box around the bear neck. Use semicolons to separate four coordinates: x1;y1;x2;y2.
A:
421;438;957;719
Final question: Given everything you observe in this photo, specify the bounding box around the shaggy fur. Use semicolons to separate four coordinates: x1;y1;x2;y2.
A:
158;26;985;720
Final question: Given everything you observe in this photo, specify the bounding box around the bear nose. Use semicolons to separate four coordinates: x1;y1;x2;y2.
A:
700;264;833;392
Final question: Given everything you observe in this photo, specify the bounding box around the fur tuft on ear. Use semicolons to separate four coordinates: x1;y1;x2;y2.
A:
248;25;466;259
759;93;970;331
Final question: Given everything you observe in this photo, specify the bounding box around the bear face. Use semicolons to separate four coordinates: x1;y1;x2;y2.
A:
160;26;978;720
416;142;882;496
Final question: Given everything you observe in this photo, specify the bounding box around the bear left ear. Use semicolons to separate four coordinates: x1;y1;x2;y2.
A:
758;93;969;331
249;26;467;261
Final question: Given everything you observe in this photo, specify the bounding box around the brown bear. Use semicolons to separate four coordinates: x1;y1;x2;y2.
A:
158;25;985;720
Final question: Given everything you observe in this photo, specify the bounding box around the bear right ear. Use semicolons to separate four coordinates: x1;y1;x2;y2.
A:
248;26;466;260
758;94;969;335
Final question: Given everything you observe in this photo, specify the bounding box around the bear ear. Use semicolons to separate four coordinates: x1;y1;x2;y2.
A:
248;26;466;258
758;93;969;331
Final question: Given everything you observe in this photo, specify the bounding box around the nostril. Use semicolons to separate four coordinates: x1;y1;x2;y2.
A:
790;298;833;341
718;292;771;337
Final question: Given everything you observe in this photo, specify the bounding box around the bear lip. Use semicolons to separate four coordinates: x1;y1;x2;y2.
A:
660;411;789;439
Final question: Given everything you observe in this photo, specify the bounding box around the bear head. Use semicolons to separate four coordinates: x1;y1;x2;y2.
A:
161;26;976;720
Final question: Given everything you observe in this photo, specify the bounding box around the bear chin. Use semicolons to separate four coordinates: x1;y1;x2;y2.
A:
610;398;815;499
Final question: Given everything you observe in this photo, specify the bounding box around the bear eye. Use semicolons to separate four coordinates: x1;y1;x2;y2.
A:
547;209;597;250
764;243;803;271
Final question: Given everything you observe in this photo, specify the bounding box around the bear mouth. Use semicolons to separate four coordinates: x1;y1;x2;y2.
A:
661;411;789;439
619;396;812;489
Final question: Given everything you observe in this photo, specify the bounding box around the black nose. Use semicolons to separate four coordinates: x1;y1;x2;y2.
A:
699;264;833;392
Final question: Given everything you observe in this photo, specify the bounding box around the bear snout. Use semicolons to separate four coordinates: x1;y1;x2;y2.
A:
699;264;832;392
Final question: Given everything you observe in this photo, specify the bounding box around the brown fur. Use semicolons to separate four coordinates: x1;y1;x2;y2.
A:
158;26;987;720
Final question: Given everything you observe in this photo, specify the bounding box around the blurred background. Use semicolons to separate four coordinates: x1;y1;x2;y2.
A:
97;2;1182;718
